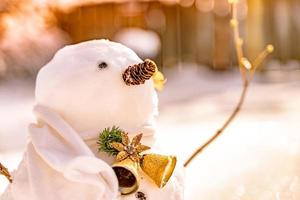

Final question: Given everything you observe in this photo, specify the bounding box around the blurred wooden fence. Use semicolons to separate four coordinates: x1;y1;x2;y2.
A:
57;0;300;70
0;0;299;76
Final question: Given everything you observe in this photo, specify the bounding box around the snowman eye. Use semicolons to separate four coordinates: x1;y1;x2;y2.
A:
98;62;108;69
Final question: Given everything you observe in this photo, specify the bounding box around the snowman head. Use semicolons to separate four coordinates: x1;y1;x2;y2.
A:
35;40;158;137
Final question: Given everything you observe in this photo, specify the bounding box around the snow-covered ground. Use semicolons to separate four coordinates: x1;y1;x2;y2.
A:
1;66;300;199
158;66;300;200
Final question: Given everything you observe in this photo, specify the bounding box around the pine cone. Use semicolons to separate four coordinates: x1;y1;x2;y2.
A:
123;59;156;86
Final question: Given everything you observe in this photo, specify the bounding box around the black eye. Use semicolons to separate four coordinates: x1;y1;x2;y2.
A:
98;62;108;69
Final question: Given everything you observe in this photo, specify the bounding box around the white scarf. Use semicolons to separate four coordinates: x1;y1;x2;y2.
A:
1;105;119;200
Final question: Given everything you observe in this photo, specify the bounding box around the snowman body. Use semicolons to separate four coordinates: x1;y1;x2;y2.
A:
1;40;183;200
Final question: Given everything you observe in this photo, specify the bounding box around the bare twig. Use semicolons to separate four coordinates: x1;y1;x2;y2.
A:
184;82;249;167
184;0;273;167
0;162;12;183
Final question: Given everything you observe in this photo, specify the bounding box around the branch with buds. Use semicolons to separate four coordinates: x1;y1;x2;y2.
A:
184;0;274;167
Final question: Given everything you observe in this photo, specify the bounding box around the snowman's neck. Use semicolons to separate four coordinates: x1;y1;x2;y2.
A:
32;104;157;154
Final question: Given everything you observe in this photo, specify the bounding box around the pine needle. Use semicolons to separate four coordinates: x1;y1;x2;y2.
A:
97;126;123;156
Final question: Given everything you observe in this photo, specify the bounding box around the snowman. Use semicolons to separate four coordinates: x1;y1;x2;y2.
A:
1;40;183;200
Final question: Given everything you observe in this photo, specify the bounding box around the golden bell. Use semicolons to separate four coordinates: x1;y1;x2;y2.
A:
112;158;140;195
140;154;177;188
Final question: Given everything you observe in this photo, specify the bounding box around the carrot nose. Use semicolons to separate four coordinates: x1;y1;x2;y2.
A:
122;59;157;86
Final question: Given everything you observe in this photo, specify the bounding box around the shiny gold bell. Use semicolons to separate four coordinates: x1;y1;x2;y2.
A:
109;133;177;195
112;154;177;194
112;158;140;195
140;153;177;188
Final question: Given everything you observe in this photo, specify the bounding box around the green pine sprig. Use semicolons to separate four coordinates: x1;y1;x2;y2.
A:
97;126;123;156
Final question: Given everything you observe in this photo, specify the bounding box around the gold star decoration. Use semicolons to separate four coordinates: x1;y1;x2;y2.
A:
110;133;151;162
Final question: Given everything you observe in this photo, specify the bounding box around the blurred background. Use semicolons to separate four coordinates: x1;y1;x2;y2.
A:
1;0;300;199
1;0;300;75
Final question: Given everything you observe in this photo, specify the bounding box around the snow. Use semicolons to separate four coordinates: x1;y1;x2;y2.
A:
1;65;300;199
